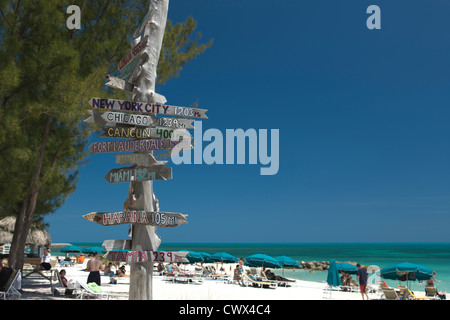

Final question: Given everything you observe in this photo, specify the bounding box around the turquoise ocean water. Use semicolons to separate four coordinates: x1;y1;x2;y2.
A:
53;242;450;293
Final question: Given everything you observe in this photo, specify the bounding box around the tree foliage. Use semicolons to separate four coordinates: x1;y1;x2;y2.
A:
0;0;211;268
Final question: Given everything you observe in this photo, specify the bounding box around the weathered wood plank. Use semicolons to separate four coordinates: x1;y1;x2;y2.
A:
133;8;156;38
89;97;208;119
88;137;191;153
105;75;167;105
101;126;190;140
118;35;149;71
104;250;189;263
104;165;172;184
92;111;194;129
118;53;148;80
115;153;167;167
83;211;188;227
102;239;132;251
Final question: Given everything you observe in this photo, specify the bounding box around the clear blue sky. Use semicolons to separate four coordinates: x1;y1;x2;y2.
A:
47;0;450;243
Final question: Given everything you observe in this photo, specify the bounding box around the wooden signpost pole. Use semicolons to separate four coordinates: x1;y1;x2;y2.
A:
128;0;169;301
84;0;206;300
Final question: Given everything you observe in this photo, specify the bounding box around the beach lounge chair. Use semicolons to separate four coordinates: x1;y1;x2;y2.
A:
51;270;77;297
51;270;65;296
322;284;334;299
174;275;203;285
76;280;111;300
242;271;276;289
0;270;21;300
425;286;438;299
397;286;430;300
381;287;400;300
260;270;293;287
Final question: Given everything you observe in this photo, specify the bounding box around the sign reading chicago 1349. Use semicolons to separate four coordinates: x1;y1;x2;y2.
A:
98;111;194;129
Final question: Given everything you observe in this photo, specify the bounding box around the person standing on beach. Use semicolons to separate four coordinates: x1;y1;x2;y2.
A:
86;252;104;286
40;248;52;271
238;258;245;285
356;263;369;300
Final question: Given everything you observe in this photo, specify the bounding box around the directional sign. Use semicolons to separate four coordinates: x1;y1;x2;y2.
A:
104;250;189;264
89;97;208;119
106;75;134;93
88;137;191;154
92;111;194;129
83;210;188;227
105;166;172;183
118;53;148;80
102;239;131;251
133;8;156;38
101;126;190;140
105;75;167;105
84;110;108;126
115;153;167;167
118;36;149;71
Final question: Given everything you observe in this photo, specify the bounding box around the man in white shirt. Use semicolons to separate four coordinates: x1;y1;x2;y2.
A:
40;248;52;271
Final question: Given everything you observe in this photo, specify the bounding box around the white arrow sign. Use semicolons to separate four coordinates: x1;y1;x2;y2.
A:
89;97;208;119
115;153;168;167
102;239;131;251
83;210;188;227
104;250;189;264
102;126;190;141
88;110;194;129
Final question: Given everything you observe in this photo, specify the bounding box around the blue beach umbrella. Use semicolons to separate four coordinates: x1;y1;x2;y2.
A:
82;246;106;254
197;252;213;263
380;262;433;282
245;254;282;269
209;252;239;263
179;251;204;264
336;262;358;274
60;245;83;253
327;260;341;287
275;256;301;269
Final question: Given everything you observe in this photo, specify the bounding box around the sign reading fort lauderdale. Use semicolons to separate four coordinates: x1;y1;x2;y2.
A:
89;97;208;119
88;137;191;153
83;211;188;227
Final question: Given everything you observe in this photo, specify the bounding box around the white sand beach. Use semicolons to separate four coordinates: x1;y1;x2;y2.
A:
14;255;397;301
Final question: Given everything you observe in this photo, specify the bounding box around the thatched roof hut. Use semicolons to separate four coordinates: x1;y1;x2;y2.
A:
0;216;51;247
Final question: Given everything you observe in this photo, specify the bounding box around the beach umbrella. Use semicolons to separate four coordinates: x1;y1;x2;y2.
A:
179;251;204;264
336;262;358;274
82;246;106;254
197;252;213;263
209;252;239;263
275;256;301;268
326;260;341;287
380;262;433;288
60;245;83;253
245;254;282;269
275;256;301;276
